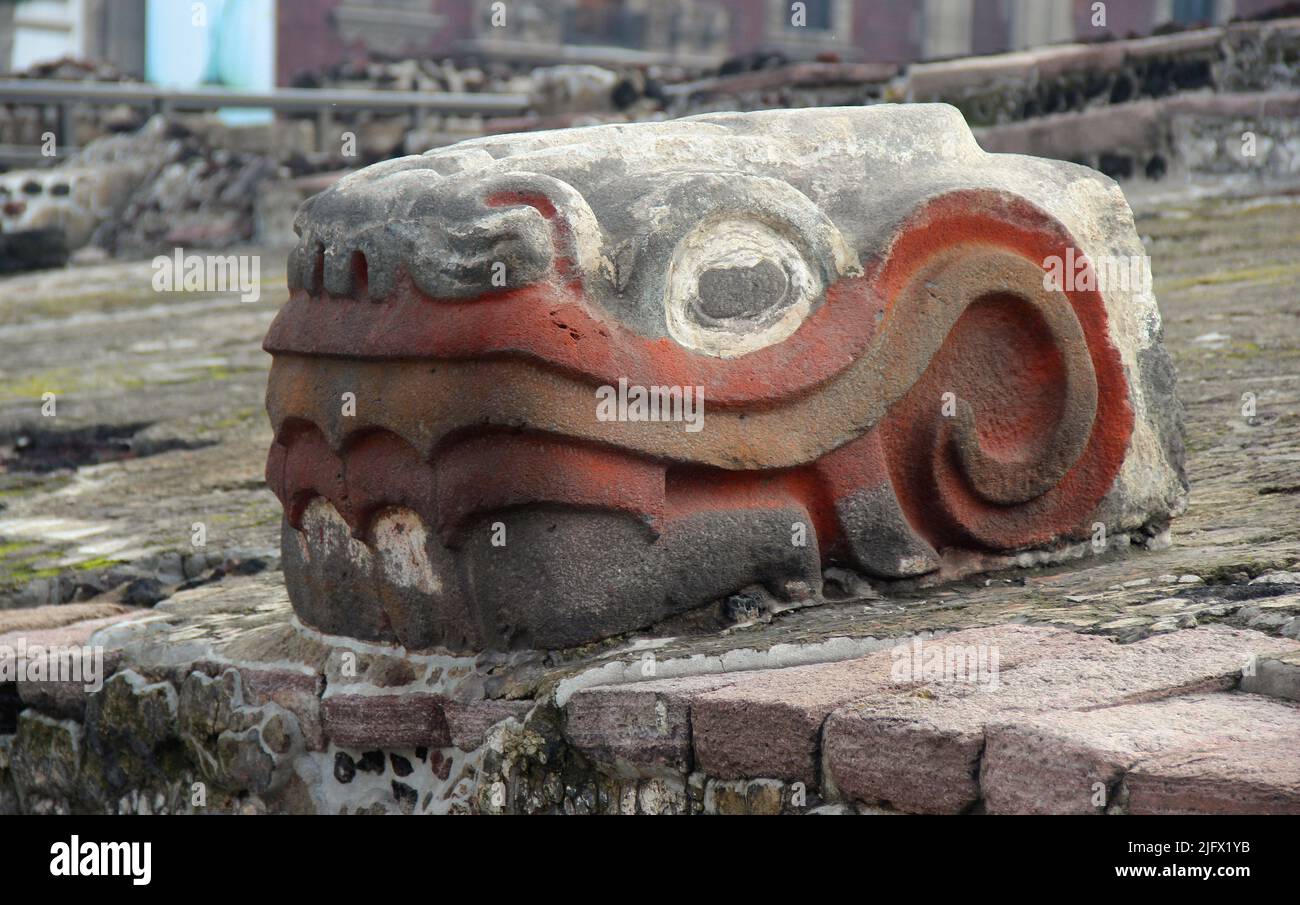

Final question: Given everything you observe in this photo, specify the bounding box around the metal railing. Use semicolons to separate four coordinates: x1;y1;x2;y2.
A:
0;79;532;157
0;78;529;114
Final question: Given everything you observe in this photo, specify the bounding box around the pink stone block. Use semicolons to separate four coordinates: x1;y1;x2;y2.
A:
321;692;450;749
691;625;1098;785
1124;735;1300;815
824;627;1298;813
565;673;741;774
982;692;1300;814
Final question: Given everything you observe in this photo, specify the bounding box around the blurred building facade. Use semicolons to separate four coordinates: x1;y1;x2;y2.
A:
1;0;1297;80
2;0;145;73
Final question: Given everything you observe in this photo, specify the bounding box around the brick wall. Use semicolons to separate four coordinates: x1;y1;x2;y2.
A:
852;0;921;62
269;0;1300;86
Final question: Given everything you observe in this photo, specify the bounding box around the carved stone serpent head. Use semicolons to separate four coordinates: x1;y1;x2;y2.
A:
264;105;1186;652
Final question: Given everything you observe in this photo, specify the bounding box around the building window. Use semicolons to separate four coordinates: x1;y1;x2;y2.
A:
1172;0;1216;24
787;0;834;31
562;0;649;48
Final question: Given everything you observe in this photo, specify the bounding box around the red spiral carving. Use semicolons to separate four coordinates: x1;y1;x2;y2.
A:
878;191;1135;552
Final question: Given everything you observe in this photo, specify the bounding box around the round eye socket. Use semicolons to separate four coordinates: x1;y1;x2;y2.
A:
665;219;820;358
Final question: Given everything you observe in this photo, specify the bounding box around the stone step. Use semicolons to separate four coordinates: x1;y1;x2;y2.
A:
0;608;143;722
564;625;1087;778
319;692;529;751
564;673;744;775
823;626;1298;813
982;692;1300;814
563;624;1300;814
689;624;1107;785
1242;649;1300;703
1123;732;1300;815
0;603;136;638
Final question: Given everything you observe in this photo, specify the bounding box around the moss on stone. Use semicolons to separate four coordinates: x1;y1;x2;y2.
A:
11;711;83;801
0;369;82;401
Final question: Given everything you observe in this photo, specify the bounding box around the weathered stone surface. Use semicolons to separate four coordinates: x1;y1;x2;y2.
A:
3;566;1299;814
88;575;333;677
689;625;1105;784
978;92;1300;183
1123;735;1300;815
910;20;1300;128
0;735;17;815
444;699;532;751
4;117;1299;814
264;104;1184;652
232;665;325;751
564;673;740;775
320;692;451;749
981;692;1300;814
0;603;135;636
9;710;83;813
177;668;304;797
1241;649;1300;703
4;611;141;718
87;670;178;753
703;778;788;815
824;627;1298;813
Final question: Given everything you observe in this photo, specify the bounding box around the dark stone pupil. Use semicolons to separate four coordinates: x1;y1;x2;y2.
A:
695;260;788;321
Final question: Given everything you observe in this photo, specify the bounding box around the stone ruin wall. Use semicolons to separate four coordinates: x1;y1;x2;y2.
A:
2;17;1298;269
5;593;1300;815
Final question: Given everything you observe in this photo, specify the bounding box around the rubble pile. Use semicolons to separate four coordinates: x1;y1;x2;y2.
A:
90;122;280;254
908;18;1300;128
289;56;532;158
0;117;306;264
295;57;678;154
0;17;1296;272
662;61;899;118
967;19;1300;184
290;55;532;95
0;57;147;150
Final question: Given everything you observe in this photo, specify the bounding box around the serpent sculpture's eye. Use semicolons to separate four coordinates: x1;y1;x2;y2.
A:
665;218;820;357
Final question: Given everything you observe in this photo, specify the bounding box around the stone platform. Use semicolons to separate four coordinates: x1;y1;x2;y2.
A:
1;567;1298;814
3;167;1300;816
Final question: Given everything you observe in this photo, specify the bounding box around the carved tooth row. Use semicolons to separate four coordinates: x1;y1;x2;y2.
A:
288;228;400;300
287;211;553;301
298;498;443;597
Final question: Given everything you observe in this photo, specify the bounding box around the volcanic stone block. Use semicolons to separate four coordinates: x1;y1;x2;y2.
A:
444;699;533;751
1241;649;1300;703
320;692;451;749
823;627;1298;813
1123;735;1300;815
1;610;138;720
981;692;1300;814
10;711;83;804
565;625;1108;783
264;104;1186;652
234;666;326;751
565;674;742;776
689;625;1105;785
